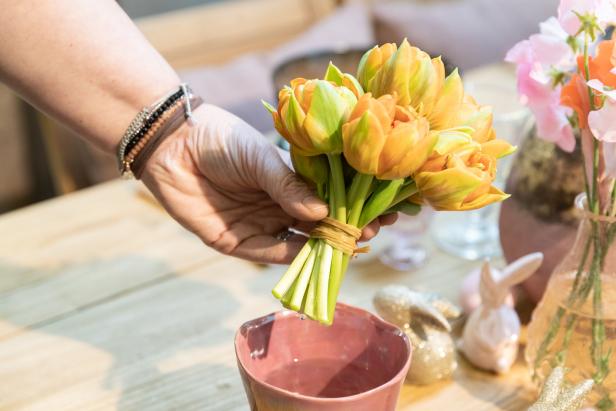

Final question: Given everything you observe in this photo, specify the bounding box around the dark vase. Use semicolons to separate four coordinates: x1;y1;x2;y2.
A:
499;131;585;303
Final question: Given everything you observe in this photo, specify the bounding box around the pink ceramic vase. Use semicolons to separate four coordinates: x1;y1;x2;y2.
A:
235;303;411;411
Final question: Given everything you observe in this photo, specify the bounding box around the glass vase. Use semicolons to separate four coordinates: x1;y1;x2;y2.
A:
525;194;616;410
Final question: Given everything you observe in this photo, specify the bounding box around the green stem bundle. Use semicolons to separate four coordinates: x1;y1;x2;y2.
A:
271;161;416;324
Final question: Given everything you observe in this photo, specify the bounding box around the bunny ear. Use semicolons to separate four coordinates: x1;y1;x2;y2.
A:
407;296;451;331
479;260;499;305
499;253;543;290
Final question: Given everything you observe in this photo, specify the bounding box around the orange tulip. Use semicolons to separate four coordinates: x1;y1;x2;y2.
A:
412;129;513;211
455;94;496;143
357;39;446;121
264;78;357;155
342;93;435;179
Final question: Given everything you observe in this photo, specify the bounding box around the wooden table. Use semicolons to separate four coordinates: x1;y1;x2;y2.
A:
0;179;537;411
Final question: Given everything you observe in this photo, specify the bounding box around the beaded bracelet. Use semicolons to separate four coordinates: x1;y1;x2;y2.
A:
117;84;203;178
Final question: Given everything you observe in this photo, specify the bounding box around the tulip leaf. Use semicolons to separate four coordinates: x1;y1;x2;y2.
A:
387;201;421;216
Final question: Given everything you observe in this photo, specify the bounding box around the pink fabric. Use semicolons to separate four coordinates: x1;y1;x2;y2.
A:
181;4;374;132
373;0;559;71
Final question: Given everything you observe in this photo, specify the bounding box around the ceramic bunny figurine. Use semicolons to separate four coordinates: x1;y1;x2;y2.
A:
374;285;461;385
459;253;543;374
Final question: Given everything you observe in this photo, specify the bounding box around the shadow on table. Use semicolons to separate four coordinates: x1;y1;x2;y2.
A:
0;256;242;410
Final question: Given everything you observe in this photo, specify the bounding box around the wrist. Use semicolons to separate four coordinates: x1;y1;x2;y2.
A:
116;84;203;178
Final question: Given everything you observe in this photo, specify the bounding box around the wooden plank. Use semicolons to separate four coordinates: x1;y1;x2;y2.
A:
0;180;222;340
0;250;534;411
136;0;338;68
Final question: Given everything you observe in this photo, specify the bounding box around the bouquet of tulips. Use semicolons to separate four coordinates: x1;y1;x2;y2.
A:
263;40;514;325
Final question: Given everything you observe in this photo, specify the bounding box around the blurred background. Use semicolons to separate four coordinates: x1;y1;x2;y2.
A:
0;0;559;214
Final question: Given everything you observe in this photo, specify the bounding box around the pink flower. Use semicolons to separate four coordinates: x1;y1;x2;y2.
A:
558;0;616;35
587;79;616;143
531;18;576;71
587;79;616;177
506;35;576;152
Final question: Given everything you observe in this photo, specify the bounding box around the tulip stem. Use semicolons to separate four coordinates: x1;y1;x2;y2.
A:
272;239;314;299
326;154;347;221
323;154;347;324
323;173;374;321
347;173;374;225
289;245;318;311
303;241;321;319
316;243;334;323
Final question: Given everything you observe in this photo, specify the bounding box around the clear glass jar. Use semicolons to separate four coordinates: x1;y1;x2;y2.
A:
526;194;616;410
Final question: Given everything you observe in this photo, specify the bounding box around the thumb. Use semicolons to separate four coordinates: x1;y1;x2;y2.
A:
258;146;328;222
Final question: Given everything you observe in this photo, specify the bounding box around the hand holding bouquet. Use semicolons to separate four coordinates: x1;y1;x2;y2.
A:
264;40;514;325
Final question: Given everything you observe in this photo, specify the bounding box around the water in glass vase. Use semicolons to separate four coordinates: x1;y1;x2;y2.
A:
526;273;616;408
264;358;384;398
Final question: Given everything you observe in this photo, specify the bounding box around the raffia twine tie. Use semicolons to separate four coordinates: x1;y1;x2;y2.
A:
310;217;370;255
579;210;616;223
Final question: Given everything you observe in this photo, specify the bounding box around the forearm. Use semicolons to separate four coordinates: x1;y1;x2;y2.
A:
0;0;180;153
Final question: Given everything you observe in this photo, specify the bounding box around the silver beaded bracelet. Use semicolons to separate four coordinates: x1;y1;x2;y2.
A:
116;83;194;172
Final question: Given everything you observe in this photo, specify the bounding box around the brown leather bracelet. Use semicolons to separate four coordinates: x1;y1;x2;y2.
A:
131;95;203;179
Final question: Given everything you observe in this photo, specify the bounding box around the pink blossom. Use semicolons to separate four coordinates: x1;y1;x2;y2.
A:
588;102;616;142
531;17;575;70
558;0;616;35
507;17;575;83
587;79;616;177
506;36;576;152
587;79;616;143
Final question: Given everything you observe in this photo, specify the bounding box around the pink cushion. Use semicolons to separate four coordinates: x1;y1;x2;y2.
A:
181;4;374;132
373;0;559;71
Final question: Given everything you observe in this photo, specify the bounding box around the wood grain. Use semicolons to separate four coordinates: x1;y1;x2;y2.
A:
0;177;537;411
0;64;534;410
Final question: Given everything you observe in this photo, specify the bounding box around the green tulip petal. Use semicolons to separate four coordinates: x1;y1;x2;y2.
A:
430;68;464;129
304;81;353;153
432;129;477;155
415;167;484;209
262;99;276;114
357;46;379;90
374;39;412;104
343;111;385;175
343;74;364;96
324;62;345;84
458;186;509;211
282;89;311;151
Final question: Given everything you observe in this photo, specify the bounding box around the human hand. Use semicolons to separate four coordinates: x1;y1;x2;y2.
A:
141;104;396;264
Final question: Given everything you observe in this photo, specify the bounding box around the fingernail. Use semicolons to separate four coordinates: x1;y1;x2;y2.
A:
302;197;328;214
